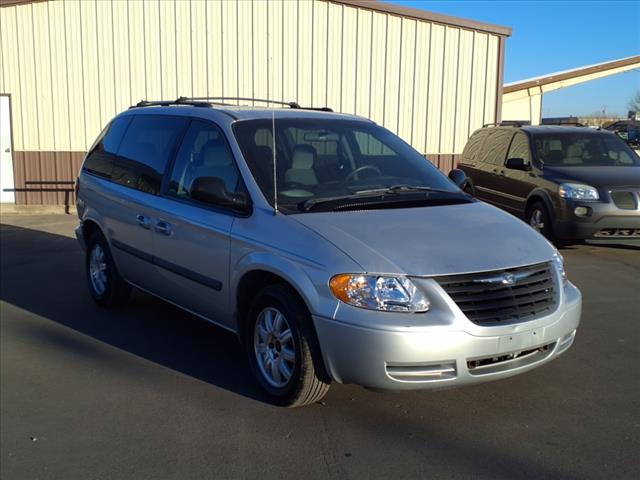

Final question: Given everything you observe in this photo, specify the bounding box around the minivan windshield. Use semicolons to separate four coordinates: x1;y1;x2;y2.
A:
534;132;640;167
233;119;461;212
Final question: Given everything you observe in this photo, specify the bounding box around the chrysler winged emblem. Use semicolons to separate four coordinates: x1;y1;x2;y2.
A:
473;271;532;286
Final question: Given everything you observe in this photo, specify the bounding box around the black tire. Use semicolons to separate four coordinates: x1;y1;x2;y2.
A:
526;201;557;242
245;284;330;407
85;231;131;307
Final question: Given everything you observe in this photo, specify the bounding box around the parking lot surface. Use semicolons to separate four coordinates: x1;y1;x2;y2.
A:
1;214;639;479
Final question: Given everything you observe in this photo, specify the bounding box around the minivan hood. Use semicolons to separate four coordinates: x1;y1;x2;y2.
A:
292;202;555;276
543;165;640;188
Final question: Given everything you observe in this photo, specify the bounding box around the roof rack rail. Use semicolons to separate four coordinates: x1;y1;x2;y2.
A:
190;96;302;108
130;97;211;109
483;120;531;128
190;97;333;111
130;96;334;112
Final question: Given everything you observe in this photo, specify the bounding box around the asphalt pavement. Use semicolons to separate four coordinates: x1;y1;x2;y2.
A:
1;214;639;479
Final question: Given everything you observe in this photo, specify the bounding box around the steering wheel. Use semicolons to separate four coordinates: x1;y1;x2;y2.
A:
345;165;382;182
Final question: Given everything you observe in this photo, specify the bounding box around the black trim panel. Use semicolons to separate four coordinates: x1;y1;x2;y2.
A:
111;239;222;291
153;256;223;291
111;238;153;262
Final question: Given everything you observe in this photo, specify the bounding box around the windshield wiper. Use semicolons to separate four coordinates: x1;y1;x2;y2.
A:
355;184;455;195
302;192;384;211
302;185;458;211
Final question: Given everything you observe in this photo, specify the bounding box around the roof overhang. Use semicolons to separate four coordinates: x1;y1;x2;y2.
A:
331;0;512;36
504;55;640;94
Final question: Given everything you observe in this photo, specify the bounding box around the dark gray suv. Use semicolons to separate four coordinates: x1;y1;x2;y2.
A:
459;125;640;243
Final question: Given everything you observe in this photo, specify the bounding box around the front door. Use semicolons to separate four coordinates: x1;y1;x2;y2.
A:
0;95;15;204
151;119;242;327
498;132;536;216
474;128;515;208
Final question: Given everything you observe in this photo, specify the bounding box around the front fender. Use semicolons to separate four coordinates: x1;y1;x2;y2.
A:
527;188;557;221
230;251;337;320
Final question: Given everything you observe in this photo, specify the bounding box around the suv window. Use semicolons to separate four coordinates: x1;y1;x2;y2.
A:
534;132;639;166
354;131;394;156
112;115;188;195
461;130;488;163
506;132;531;165
82;116;132;179
167;119;241;200
478;129;514;165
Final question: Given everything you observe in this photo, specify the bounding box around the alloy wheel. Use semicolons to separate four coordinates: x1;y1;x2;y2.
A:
253;307;296;388
89;244;108;295
529;208;545;233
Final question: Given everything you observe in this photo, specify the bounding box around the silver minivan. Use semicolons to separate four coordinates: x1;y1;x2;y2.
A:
76;98;582;407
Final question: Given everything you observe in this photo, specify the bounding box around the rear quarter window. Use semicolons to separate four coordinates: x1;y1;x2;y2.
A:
82;116;132;179
112;115;189;195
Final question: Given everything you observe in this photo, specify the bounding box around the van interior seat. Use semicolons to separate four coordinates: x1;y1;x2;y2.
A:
191;139;238;191
285;145;319;186
564;144;584;165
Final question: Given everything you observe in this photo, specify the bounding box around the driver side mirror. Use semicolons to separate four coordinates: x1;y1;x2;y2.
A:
190;177;250;213
448;168;469;189
505;157;530;171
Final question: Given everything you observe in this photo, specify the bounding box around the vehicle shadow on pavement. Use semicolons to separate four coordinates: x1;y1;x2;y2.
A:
0;223;269;405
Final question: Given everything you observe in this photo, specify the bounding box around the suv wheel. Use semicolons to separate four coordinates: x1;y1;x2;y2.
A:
86;231;131;307
245;284;330;407
527;201;555;241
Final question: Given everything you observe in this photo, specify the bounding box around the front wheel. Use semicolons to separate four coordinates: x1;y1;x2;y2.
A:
245;285;330;407
526;201;557;242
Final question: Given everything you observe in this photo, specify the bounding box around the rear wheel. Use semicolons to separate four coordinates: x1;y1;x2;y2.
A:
85;231;131;307
245;284;330;407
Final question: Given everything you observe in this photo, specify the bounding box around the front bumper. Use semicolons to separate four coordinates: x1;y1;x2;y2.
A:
313;281;581;390
553;194;640;240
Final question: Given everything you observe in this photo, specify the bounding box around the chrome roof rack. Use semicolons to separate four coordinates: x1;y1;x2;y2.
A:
482;120;532;128
130;96;333;112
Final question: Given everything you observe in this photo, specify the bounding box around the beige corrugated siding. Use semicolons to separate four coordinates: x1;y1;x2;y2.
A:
0;0;502;154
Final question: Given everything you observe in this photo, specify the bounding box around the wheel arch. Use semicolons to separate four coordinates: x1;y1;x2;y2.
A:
525;189;556;221
232;253;323;342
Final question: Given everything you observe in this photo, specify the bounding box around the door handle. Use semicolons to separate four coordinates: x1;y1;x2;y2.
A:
136;214;151;229
154;220;172;236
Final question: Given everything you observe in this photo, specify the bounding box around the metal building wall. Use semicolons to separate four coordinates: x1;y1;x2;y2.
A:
0;0;507;204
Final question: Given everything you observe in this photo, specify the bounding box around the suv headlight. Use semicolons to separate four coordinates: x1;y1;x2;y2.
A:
559;183;599;201
552;252;567;285
329;274;430;312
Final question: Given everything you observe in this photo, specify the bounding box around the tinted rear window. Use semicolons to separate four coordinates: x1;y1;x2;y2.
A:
82;116;132;179
112;115;188;194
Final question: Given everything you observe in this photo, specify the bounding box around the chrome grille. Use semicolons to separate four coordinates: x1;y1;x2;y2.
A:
611;191;638;210
436;262;557;325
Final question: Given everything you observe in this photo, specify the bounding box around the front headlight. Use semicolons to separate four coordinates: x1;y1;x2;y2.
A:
329;274;430;312
558;183;599;201
552;252;567;285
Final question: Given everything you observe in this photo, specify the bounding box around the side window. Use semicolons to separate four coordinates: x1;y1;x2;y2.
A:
167;120;241;201
112;115;188;195
478;129;514;165
354;131;394;156
506;132;532;165
462;130;488;163
82;116;132;179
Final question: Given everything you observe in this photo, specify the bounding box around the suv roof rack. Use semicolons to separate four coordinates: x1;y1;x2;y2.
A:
130;96;333;112
483;120;532;128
